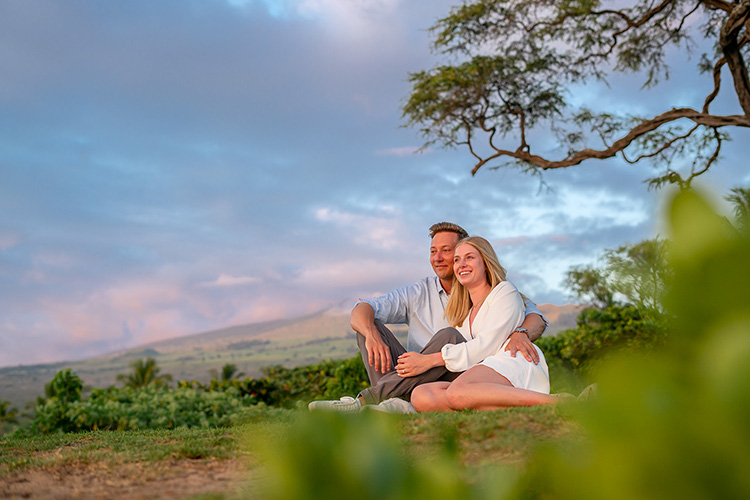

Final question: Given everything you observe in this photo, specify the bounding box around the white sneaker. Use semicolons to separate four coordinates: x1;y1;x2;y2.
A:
367;398;417;414
308;396;362;414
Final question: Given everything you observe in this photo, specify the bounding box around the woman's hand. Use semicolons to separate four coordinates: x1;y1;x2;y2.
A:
396;352;443;377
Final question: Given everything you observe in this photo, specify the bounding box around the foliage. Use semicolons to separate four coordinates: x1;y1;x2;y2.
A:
321;355;370;399
259;356;368;407
604;238;672;311
255;411;510;500
209;363;245;382
24;384;260;434
562;265;614;309
725;185;750;232
508;188;750;499
116;357;173;389
44;368;83;404
0;400;19;434
23;369;85;434
536;305;670;374
403;0;750;187
564;237;671;311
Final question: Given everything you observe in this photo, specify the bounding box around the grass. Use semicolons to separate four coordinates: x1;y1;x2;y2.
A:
0;404;581;500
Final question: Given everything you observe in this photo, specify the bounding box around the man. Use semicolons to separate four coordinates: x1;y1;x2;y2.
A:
309;222;547;413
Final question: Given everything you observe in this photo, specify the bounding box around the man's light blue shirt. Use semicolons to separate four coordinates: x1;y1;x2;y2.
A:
362;276;547;352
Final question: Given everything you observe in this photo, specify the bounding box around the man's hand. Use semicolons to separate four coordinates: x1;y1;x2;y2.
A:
504;330;540;364
396;352;442;377
365;333;392;374
352;302;393;374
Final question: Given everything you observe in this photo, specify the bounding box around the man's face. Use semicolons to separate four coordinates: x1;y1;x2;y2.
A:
430;231;460;281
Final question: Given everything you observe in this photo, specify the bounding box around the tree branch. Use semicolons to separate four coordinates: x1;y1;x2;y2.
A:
471;108;749;175
720;0;750;116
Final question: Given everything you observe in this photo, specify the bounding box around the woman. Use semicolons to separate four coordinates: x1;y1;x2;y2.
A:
398;236;557;411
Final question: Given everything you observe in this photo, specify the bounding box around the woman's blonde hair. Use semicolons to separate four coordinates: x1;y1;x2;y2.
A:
445;236;508;328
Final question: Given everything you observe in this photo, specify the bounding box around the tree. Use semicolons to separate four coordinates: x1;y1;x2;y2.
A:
0;400;19;433
563;265;616;309
209;363;246;382
604;238;671;311
564;237;671;311
116;357;172;389
725;185;750;230
404;0;750;188
44;368;83;404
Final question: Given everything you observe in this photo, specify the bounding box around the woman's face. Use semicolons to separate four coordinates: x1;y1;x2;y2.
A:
453;243;487;289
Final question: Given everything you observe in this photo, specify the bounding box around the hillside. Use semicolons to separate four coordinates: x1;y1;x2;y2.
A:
0;304;579;410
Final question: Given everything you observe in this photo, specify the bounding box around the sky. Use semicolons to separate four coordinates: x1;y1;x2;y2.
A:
1;0;748;368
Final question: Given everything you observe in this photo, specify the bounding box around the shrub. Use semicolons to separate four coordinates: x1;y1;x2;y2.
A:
537;305;669;374
26;384;259;434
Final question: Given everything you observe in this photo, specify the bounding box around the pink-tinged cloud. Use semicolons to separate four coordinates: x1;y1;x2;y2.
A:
198;273;260;288
545;234;571;243
0;232;21;251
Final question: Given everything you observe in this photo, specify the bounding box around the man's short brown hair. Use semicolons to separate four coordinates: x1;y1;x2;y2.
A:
429;222;469;240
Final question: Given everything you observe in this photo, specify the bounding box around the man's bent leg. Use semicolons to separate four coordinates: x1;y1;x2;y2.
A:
358;328;466;405
356;320;407;386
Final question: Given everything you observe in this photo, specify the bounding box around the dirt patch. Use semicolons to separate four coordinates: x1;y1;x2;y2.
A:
0;458;252;500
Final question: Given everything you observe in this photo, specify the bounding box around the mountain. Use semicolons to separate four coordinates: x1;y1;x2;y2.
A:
537;303;584;335
0;303;581;410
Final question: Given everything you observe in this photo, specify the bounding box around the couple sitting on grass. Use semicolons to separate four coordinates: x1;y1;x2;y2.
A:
310;222;587;415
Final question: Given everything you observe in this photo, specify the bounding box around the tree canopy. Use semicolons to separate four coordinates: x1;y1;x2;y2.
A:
117;357;173;389
564;237;671;311
404;0;750;188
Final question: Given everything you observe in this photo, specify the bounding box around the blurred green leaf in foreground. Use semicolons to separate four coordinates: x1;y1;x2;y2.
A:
516;189;750;499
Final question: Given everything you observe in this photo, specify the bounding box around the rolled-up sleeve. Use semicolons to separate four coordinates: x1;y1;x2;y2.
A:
363;283;418;325
441;282;525;372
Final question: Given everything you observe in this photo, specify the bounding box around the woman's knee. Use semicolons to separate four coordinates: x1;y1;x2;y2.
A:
411;383;446;412
445;384;471;410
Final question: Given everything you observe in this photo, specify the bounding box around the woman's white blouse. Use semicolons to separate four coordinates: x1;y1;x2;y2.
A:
440;281;525;372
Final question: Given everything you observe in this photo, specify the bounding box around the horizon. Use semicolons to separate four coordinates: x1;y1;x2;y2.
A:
0;299;582;370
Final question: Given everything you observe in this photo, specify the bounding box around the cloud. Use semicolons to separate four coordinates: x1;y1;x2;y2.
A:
376;146;423;157
313;206;410;251
198;274;260;288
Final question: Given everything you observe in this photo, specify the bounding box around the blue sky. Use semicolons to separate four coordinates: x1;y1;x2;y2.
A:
1;0;748;367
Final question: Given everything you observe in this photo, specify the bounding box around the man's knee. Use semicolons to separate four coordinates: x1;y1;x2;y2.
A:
428;327;465;348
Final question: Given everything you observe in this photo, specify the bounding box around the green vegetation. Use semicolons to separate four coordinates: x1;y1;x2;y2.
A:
210;363;246;382
116;356;173;389
403;0;750;187
564;237;671;312
0;400;18;434
538;305;669;375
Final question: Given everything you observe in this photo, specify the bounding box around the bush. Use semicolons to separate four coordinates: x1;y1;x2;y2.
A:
27;385;259;434
260;356;368;407
537;305;669;374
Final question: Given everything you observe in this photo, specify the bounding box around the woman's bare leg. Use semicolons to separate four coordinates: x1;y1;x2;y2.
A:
411;381;452;412
446;365;557;411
